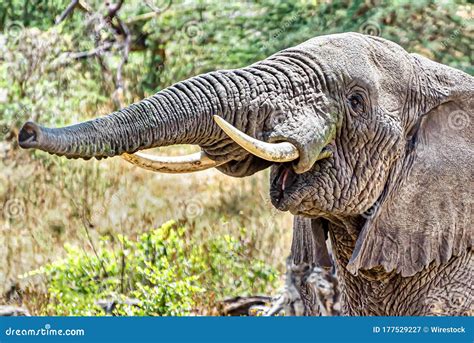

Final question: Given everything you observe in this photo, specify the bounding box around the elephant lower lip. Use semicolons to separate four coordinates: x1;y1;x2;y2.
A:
270;164;297;208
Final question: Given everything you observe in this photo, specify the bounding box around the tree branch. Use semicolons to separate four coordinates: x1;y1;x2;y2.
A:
55;0;80;25
105;0;125;22
56;0;138;108
125;11;160;24
113;17;131;108
67;42;113;60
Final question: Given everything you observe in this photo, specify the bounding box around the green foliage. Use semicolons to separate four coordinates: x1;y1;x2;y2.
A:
0;0;71;29
148;0;473;88
26;221;278;316
0;27;107;135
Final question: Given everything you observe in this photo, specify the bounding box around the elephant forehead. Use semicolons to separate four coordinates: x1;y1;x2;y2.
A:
301;33;413;110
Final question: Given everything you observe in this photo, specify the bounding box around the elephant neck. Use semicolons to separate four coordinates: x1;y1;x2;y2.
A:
328;222;472;315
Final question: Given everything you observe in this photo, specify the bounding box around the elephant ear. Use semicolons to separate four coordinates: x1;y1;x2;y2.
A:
291;216;332;269
347;54;473;277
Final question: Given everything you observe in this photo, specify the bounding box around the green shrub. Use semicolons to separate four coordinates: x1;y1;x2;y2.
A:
25;221;278;316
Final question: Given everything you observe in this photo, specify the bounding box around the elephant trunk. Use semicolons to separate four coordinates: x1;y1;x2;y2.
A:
18;71;255;159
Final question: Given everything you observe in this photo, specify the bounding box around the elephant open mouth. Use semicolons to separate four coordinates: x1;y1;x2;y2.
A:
270;164;298;209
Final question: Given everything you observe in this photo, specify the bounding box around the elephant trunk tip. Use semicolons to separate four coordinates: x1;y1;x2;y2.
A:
18;120;128;160
18;121;42;149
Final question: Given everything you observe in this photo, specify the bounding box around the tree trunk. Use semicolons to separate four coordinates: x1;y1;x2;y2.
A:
287;216;340;316
289;216;321;315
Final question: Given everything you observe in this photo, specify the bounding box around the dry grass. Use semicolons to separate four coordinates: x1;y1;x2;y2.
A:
0;141;292;314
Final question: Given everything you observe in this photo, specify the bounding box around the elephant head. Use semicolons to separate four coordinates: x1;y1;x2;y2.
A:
19;33;472;284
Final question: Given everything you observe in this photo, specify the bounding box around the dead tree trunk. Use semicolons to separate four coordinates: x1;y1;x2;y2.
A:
220;216;340;317
286;216;340;316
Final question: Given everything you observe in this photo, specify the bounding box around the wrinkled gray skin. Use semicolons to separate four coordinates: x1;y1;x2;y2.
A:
19;33;473;315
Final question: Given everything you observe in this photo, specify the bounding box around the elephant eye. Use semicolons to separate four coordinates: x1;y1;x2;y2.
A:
347;93;365;114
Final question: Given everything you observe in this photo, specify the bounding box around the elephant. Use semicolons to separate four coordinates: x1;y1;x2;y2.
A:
18;33;473;316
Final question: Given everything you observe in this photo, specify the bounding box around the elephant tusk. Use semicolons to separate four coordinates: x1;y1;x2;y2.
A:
121;151;227;173
213;115;300;163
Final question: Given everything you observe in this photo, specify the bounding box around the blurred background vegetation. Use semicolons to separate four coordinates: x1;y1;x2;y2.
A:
0;0;472;315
